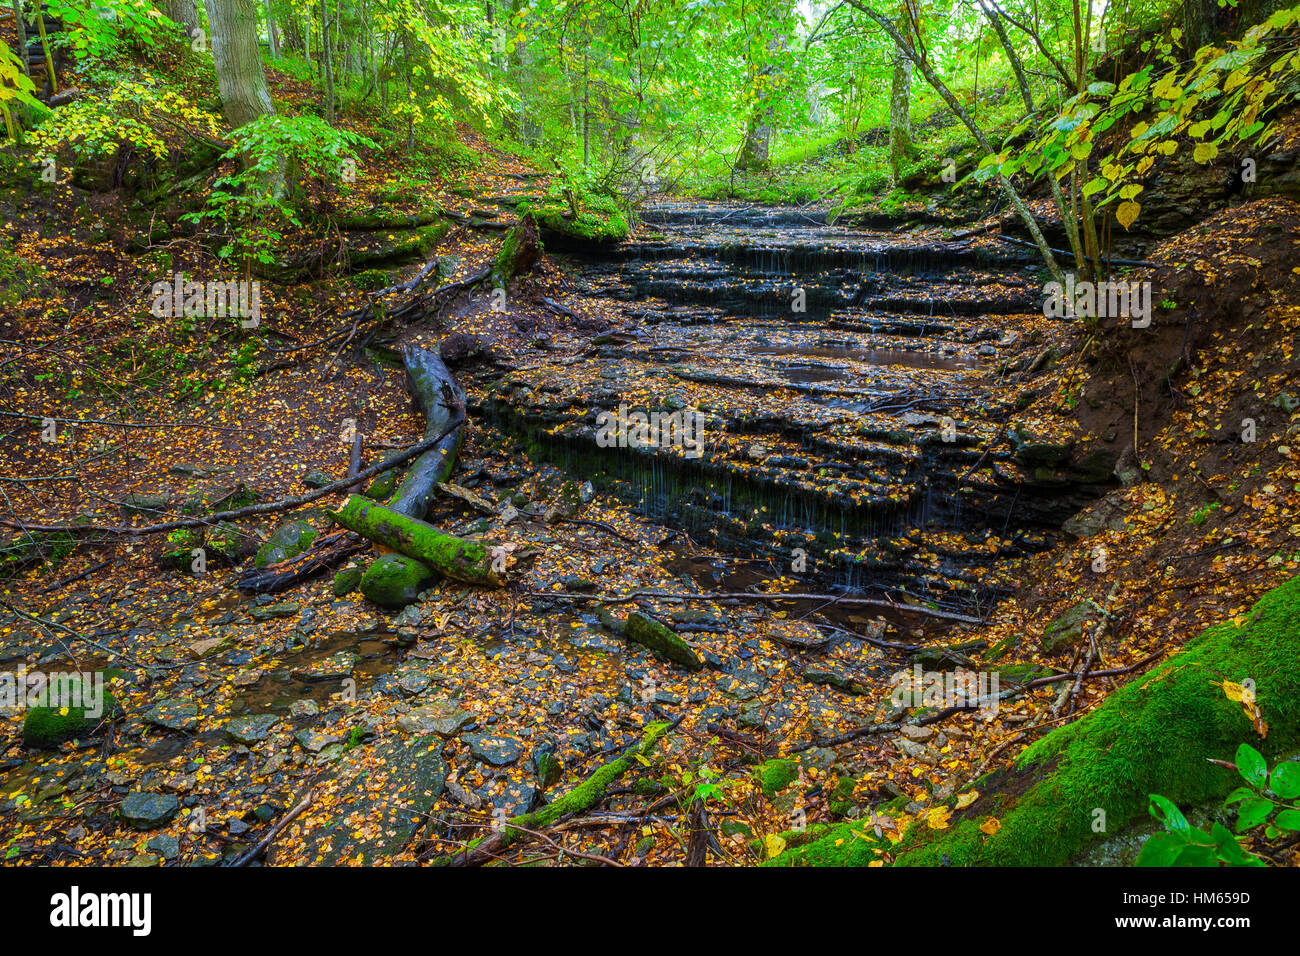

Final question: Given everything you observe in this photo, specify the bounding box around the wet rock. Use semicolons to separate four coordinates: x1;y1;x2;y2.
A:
396;699;474;737
144;699;200;733
291;651;358;681
802;665;870;696
465;732;523;766
290;700;320;718
225;714;280;745
295;728;346;753
250;602;300;621
121;493;170;516
254;519;319;568
302;468;334;489
147;833;180;860
277;734;447;865
120;792;179;829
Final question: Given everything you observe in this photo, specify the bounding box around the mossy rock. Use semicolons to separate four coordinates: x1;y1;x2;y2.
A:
364;469;400;501
770;573;1300;866
1041;601;1096;654
254;519;319;568
359;553;435;609
333;566;364;597
160;527;201;572
23;683;119;748
205;521;254;564
179;482;258;516
756;758;800;797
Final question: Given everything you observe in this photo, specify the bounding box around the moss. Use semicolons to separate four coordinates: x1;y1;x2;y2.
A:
22;682;119;748
1;531;77;580
333;566;364;597
254;519;319;568
756;758;801;797
624;611;703;671
359;553;434;608
160;527;201;572
364;469;400;502
443;720;673;861
773;573;1300;866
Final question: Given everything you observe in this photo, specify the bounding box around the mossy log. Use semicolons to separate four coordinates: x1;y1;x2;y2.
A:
625;610;704;670
441;718;675;866
332;495;505;588
769;572;1300;866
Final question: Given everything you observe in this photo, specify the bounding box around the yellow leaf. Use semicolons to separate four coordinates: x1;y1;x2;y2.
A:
955;791;979;810
764;834;787;859
980;817;1002;836
1116;201;1141;231
926;806;952;830
1193;142;1219;163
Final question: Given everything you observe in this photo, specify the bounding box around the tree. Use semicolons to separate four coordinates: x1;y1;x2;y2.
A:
208;0;283;191
887;3;914;184
164;0;199;39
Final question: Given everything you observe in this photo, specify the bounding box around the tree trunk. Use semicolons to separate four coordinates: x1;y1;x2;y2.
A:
387;347;466;518
887;33;912;184
320;0;335;123
164;0;199;39
889;20;909;184
209;0;276;130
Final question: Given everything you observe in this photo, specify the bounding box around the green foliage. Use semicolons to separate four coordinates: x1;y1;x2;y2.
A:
27;78;224;164
1138;742;1300;866
182;114;376;263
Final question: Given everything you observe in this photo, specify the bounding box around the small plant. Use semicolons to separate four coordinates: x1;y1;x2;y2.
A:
1138;744;1300;866
1190;501;1221;525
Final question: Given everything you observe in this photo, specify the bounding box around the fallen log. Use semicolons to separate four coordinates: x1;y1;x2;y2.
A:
386;346;465;518
331;495;506;588
236;344;466;594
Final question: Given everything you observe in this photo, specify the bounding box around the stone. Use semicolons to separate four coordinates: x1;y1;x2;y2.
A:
291;651;358;681
295;728;346;753
1041;602;1098;654
254;519;319;568
302;468;334;489
144;699;200;732
277;735;447;865
224;714;281;745
120;792;179;829
360;553;434;609
396;699;475;737
464;732;523;766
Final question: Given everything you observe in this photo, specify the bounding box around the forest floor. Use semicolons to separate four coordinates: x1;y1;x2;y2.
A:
2;61;1299;866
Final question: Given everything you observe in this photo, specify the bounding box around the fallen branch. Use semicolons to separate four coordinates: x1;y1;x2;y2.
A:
439;718;678;867
523;588;983;624
0;414;466;538
231;791;314;867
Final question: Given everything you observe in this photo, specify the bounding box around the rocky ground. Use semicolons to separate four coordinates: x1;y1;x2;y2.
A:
3;105;1299;866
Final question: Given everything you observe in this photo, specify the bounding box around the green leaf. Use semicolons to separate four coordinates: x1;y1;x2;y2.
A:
1274;808;1300;831
1270;762;1300;798
1149;794;1191;836
1224;786;1256;805
1235;796;1273;832
1172;843;1217;866
1136;830;1187;866
1237;743;1268;787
